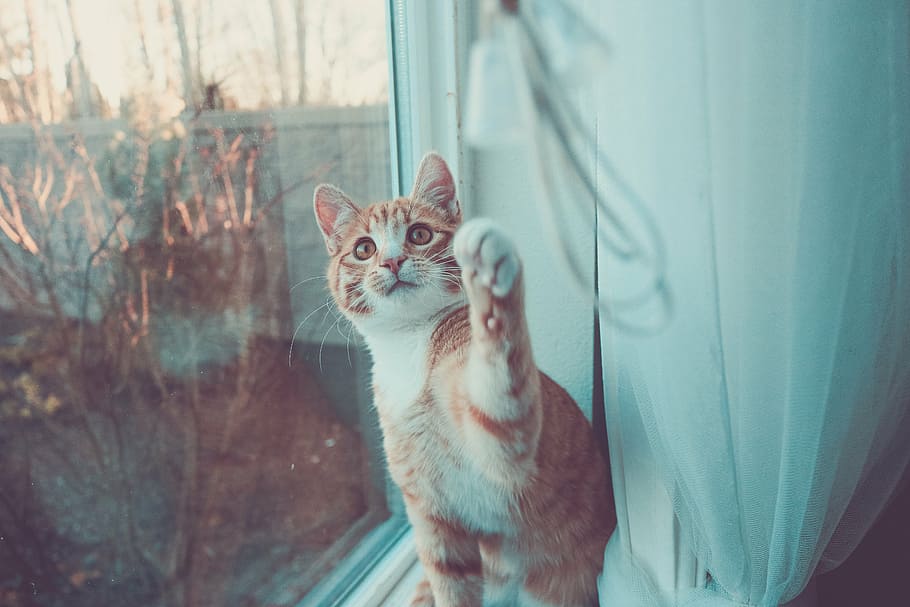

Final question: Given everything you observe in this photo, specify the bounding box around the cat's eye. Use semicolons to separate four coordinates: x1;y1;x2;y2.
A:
408;225;433;246
353;238;377;260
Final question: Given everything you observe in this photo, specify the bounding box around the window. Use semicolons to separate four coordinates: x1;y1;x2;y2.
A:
0;2;405;606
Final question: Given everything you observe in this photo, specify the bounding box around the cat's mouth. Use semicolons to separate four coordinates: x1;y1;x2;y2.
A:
386;279;418;295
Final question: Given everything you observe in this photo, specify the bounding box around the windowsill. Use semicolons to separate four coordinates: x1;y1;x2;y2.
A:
297;518;418;607
368;549;424;607
336;527;419;607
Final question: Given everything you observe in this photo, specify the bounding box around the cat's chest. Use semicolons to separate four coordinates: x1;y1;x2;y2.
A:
433;449;513;532
382;403;514;534
366;328;512;532
365;329;432;415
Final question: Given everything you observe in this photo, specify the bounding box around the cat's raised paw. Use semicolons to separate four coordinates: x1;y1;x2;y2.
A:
454;218;520;299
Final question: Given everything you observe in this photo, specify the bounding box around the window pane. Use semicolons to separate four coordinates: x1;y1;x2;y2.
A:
0;2;397;606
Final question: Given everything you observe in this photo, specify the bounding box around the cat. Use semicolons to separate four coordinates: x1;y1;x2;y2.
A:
312;152;615;607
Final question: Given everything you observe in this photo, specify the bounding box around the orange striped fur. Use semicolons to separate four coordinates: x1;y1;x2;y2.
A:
313;153;615;607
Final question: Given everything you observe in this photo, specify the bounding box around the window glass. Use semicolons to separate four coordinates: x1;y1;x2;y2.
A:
0;2;397;606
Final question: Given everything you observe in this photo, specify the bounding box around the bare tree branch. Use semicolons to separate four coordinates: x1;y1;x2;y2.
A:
133;0;156;78
64;0;94;118
171;0;196;108
24;0;54;123
295;0;307;104
0;166;40;254
269;0;291;106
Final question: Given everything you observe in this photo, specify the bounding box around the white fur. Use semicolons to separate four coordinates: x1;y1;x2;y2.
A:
433;431;515;533
362;324;433;420
484;579;521;607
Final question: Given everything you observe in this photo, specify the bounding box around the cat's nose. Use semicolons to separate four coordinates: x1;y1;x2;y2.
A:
380;255;407;276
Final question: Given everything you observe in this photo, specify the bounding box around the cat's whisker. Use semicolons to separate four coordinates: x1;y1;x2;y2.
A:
289;274;328;293
319;298;335;326
334;315;350;341
318;316;343;374
419;273;452;296
347;289;370;308
424;262;459;277
288;299;332;366
435;272;463;284
427;268;464;292
422;250;448;263
326;306;359;368
424;248;458;264
344;322;356;367
427;260;460;274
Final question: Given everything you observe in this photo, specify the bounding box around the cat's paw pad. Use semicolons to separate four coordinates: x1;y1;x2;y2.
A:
454;218;520;298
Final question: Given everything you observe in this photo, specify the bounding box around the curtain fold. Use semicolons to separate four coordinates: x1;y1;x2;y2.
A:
592;1;910;605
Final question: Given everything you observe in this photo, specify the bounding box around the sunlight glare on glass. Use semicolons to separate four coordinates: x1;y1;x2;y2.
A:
1;0;388;115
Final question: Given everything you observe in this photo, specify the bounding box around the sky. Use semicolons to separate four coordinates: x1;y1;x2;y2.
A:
0;0;389;115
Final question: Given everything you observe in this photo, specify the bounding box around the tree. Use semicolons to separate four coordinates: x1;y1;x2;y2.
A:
24;0;54;122
269;0;291;106
63;0;94;118
171;0;197;109
295;0;307;104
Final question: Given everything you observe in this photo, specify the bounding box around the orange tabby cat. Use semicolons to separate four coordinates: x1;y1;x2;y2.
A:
313;153;615;607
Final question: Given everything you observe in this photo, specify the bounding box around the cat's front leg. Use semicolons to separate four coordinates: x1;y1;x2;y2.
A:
409;578;435;606
408;506;483;607
452;219;542;486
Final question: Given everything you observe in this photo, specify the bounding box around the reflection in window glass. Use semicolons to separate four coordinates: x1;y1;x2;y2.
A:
0;2;394;606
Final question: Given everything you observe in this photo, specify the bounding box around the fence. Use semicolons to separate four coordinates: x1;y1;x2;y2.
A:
0;105;392;346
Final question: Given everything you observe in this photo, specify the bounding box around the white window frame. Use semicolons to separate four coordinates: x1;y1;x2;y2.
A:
302;2;469;606
387;0;471;210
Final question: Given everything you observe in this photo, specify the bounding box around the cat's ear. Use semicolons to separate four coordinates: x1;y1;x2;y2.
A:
410;152;460;219
313;184;359;255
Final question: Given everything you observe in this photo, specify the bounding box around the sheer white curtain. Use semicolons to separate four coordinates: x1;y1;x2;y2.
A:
591;1;910;606
463;1;909;604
